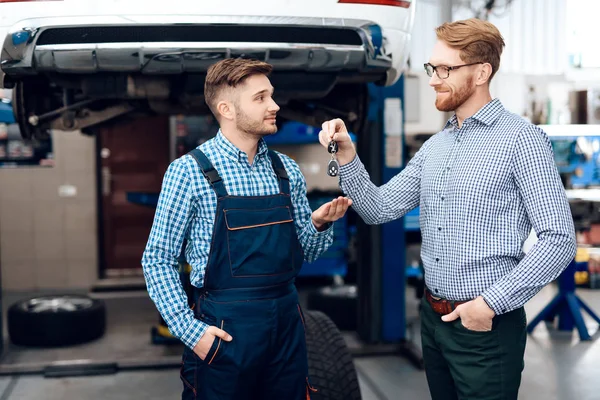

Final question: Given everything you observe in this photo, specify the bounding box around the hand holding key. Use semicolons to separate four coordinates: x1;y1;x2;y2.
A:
319;119;356;167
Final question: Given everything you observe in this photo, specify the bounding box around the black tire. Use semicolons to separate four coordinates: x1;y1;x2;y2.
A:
7;294;106;347
306;285;357;331
305;310;361;400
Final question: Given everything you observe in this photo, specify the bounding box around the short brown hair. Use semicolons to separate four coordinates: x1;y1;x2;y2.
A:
435;18;505;82
204;58;273;117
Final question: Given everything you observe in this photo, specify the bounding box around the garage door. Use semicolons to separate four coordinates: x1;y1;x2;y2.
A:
99;116;170;277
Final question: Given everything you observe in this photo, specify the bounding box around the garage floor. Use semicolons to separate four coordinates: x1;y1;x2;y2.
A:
0;284;598;400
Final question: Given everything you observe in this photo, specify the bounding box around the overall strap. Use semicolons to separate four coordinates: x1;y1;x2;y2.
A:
188;149;228;198
267;150;290;195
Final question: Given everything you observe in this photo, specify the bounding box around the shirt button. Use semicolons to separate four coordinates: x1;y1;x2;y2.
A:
446;167;450;171
441;196;445;200
436;258;440;262
438;227;442;231
435;289;439;293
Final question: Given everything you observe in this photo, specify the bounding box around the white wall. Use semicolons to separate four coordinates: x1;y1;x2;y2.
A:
404;0;573;134
452;0;568;75
405;0;447;135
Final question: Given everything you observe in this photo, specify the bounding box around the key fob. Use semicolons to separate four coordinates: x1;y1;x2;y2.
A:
327;159;339;177
328;141;339;154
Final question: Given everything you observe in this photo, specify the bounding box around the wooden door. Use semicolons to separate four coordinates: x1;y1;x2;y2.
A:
99;116;170;277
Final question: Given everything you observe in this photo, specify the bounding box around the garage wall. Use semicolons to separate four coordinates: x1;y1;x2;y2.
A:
405;0;570;135
452;0;568;76
0;131;98;291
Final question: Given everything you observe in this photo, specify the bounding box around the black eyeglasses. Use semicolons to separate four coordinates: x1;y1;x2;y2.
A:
424;62;483;79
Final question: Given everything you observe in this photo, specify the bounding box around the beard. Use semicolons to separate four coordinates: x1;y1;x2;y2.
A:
435;76;475;112
235;108;277;137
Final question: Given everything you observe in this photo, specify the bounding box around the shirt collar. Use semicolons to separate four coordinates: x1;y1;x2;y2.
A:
444;98;505;130
214;129;269;163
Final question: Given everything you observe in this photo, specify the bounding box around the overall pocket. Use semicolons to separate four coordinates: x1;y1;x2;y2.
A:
224;206;296;277
205;320;225;365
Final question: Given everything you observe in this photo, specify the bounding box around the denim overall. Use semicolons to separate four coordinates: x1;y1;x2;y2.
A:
180;149;316;399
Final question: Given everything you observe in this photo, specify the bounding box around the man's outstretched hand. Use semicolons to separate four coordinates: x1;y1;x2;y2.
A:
311;196;353;231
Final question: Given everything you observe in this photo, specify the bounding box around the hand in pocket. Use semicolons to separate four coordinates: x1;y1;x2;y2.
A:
193;325;233;360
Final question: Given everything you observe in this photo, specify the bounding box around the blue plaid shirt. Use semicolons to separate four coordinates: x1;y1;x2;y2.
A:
339;99;576;315
142;131;334;349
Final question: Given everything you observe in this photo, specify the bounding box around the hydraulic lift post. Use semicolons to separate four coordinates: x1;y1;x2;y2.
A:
355;78;423;369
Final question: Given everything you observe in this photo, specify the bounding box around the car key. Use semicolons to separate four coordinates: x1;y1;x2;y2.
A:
327;140;339;177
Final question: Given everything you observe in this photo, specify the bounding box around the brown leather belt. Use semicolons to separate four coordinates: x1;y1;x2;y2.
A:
425;289;470;315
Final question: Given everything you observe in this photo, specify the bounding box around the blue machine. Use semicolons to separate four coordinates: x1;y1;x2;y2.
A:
547;130;600;188
0;101;15;124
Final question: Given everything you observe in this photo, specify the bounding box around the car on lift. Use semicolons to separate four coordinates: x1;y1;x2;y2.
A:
0;1;416;398
1;0;415;141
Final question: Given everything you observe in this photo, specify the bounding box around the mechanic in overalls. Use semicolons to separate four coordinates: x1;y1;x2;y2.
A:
142;58;352;399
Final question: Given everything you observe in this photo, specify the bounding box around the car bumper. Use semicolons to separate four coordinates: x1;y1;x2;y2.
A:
1;15;392;79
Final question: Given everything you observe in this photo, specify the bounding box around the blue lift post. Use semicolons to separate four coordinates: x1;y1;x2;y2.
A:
374;81;407;343
351;78;423;368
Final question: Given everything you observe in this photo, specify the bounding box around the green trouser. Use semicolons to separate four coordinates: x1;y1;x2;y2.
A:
420;296;527;400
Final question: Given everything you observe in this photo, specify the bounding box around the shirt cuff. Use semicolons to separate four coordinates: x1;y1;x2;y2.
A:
179;317;210;350
339;154;362;177
306;219;334;237
481;286;512;315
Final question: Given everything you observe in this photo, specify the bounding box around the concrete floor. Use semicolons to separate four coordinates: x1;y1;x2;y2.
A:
0;284;598;400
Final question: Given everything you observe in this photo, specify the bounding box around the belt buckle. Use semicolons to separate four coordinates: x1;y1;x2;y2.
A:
427;289;442;301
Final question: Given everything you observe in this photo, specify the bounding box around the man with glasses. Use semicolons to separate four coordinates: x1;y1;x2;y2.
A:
318;18;575;400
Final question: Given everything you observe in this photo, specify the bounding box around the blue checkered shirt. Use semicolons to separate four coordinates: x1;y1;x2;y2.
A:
339;99;576;315
142;131;334;349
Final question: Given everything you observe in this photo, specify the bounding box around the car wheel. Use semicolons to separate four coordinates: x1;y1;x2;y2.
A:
305;310;362;400
7;294;106;347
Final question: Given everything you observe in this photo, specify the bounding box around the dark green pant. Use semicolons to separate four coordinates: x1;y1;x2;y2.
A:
420;296;527;400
